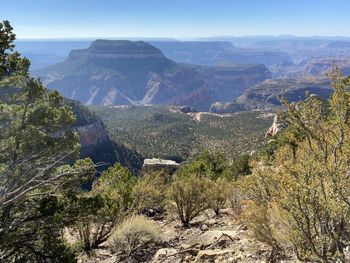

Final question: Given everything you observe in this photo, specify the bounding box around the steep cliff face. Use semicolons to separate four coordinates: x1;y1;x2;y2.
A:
35;40;270;111
74;121;108;146
138;64;270;110
73;120;116;165
67;100;143;173
210;77;332;113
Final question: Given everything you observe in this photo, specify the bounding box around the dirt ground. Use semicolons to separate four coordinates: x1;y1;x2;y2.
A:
78;208;300;263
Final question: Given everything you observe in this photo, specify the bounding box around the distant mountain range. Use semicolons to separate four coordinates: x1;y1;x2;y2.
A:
34;40;270;111
150;41;291;67
22;37;350;79
22;37;350;114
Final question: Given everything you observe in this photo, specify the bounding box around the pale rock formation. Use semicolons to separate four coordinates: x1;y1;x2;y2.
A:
141;158;180;175
265;115;284;138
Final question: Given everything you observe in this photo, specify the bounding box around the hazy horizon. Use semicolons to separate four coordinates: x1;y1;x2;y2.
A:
14;35;350;41
3;0;350;38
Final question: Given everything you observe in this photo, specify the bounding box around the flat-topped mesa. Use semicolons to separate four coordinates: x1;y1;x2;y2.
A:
35;40;270;109
69;39;168;60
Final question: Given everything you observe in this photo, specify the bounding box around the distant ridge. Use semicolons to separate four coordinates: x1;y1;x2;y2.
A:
210;76;332;113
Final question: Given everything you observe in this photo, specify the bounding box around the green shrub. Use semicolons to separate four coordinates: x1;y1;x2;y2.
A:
167;173;211;226
132;172;167;213
110;215;163;256
179;150;228;180
209;177;232;216
245;70;350;262
227;181;245;219
225;154;251;180
76;163;136;251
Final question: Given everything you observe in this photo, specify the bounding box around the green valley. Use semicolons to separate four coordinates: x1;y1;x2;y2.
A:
94;105;273;162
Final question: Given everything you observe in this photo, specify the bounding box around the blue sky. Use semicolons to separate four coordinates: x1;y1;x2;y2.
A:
2;0;350;38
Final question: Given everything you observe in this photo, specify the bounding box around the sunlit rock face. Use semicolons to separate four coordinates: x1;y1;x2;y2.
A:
68;100;143;174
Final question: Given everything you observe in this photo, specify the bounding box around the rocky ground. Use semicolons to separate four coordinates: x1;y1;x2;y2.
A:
78;208;300;263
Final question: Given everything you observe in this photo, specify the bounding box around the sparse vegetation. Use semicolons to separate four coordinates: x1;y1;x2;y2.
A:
76;163;136;252
94;105;272;162
132;171;167;213
0;21;96;262
209;177;232;217
167;173;212;227
5;11;350;263
110;215;163;256
244;69;350;262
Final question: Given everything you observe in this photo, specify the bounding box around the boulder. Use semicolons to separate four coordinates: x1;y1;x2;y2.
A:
141;158;180;175
200;224;209;232
180;106;197;114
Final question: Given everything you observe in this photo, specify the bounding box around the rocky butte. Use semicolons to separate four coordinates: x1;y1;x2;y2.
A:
35;40;271;111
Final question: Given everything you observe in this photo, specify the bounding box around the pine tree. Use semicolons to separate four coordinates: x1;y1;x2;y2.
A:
0;21;95;262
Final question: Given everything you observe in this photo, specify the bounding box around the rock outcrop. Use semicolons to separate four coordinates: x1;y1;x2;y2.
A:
77;209;298;263
149;210;284;263
180;106;197;114
210;76;332;113
141;158;180;175
34;40;270;111
271;57;350;78
68;99;143;173
265;115;285;138
74;120;116;166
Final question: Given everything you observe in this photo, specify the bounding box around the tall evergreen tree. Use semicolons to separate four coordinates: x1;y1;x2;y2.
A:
0;21;95;262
